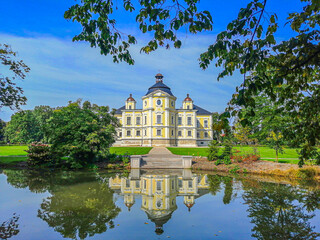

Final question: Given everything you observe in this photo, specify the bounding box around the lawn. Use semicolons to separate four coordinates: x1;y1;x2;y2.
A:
109;147;152;155
167;146;301;164
0;145;153;165
0;145;28;156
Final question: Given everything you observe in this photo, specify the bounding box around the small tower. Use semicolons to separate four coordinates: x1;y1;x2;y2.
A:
183;94;193;110
124;194;135;211
125;93;136;110
155;73;164;83
184;195;195;212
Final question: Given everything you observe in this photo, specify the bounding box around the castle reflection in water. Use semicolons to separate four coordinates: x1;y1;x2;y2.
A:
108;169;209;235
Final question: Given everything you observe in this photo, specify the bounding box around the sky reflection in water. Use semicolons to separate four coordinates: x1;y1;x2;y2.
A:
0;169;320;240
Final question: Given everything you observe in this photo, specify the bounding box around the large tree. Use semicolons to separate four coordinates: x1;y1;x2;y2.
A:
0;44;29;110
65;0;319;165
44;100;118;168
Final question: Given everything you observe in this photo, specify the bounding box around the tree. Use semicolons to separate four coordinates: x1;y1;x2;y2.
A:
4;110;42;144
44;100;118;168
233;121;252;145
0;44;29;110
4;106;53;144
65;0;320;165
0;119;6;143
267;131;284;163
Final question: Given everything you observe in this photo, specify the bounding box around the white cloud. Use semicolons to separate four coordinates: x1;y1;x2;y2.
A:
0;33;241;121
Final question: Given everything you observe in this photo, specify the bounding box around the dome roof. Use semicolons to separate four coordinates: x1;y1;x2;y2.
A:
184;94;192;101
127;94;136;101
146;81;174;96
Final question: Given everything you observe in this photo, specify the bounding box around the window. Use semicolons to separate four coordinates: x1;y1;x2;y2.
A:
127;130;131;136
144;101;147;106
157;99;161;105
178;131;182;137
204;132;208;138
136;130;141;136
144;130;147;136
204;120;208;128
157;129;161;136
187;117;192;125
129;105;131;109
178;117;182;125
188;131;192;137
187;105;190;109
127;117;131;125
197;120;200;128
145;116;147;124
157;181;162;191
171;101;174;107
135;181;140;188
119;132;122;137
136;117;141;125
172;130;174;136
143;180;147;189
126;179;130;188
197;132;200;138
171;116;174;124
178;179;182;188
171;180;175;189
188;180;193;188
157;115;161;124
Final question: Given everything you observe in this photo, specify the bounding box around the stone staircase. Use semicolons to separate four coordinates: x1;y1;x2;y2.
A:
131;147;193;169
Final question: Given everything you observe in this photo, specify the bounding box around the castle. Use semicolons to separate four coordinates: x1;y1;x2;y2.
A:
114;73;213;147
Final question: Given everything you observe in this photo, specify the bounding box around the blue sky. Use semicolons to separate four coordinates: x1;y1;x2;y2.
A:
0;0;304;121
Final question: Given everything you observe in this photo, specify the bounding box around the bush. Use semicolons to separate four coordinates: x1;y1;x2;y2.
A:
207;140;220;161
223;156;231;165
221;139;233;158
297;168;316;180
26;142;52;166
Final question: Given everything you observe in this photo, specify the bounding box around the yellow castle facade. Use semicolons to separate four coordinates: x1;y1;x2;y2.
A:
114;73;213;147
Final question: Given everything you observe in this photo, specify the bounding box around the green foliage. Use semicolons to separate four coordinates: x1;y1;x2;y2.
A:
297;168;316;180
223;156;232;165
25;142;53;166
44;100;118;168
0;44;29;110
266;131;284;163
221;139;233;158
65;0;213;65
229;165;240;174
0;119;5;143
207;140;219;161
4;106;53;144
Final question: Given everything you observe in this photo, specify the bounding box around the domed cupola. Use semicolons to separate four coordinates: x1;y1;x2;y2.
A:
146;73;174;96
183;93;193;110
125;93;136;110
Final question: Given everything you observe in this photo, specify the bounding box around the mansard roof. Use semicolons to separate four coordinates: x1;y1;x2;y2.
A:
146;81;174;96
193;105;212;115
115;105;125;114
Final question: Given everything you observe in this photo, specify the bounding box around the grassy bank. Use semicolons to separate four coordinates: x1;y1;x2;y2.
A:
0;145;153;165
167;146;301;164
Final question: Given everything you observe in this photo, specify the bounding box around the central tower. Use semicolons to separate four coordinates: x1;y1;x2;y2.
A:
141;73;177;146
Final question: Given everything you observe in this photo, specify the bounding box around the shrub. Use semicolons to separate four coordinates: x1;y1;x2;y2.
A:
215;158;223;166
26;142;52;166
223;156;232;165
207;140;220;161
221;139;233;158
297;168;316;180
229;165;240;173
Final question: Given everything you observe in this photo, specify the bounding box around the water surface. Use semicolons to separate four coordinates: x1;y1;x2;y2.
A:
1;169;320;240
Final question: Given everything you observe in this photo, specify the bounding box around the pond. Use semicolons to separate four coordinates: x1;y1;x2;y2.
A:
0;169;320;240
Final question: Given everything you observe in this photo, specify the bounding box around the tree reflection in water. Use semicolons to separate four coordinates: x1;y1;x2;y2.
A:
0;214;19;240
4;170;121;240
242;181;320;240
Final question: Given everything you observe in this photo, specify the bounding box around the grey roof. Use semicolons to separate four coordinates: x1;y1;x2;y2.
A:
193;105;212;115
146;81;174;96
115;105;125;114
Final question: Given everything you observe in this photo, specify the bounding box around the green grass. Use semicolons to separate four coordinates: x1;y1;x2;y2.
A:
167;146;301;164
0;145;28;156
109;147;152;155
0;156;28;165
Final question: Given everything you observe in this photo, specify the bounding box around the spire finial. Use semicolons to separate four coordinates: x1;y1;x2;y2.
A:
155;73;164;83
